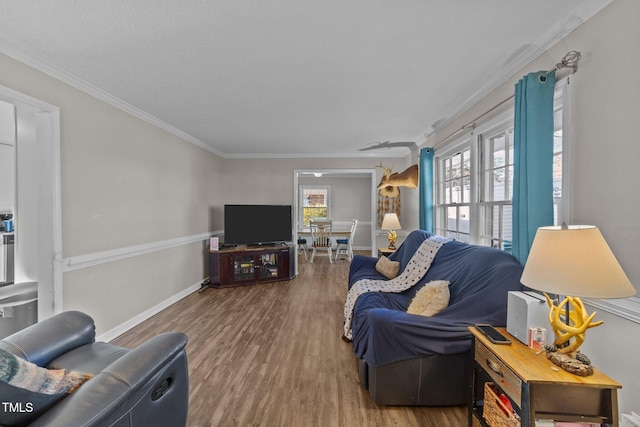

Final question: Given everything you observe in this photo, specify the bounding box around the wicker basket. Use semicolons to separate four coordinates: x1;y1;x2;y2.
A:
483;382;520;427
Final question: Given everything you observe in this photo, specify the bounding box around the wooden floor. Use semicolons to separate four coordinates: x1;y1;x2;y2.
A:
111;253;467;426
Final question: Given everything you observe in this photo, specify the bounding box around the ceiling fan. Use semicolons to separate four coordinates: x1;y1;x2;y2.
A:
359;141;417;151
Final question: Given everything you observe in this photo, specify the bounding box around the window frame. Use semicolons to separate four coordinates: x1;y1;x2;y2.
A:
434;76;573;248
434;136;475;243
475;112;515;250
299;184;331;227
434;75;640;324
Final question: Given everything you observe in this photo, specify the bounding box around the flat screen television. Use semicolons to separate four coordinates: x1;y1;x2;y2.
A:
224;204;293;245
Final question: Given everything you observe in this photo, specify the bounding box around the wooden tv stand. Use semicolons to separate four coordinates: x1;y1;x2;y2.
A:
208;244;295;288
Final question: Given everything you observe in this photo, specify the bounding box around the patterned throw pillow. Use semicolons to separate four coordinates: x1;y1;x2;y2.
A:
375;255;400;279
407;280;450;316
0;348;92;425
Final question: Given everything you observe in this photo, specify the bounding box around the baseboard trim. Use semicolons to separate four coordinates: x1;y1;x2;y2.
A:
98;281;202;343
62;231;223;272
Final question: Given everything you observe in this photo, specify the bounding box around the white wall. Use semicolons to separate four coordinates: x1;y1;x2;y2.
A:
565;0;640;414
0;51;225;336
299;175;371;248
221;157;408;250
413;0;640;414
221;157;406;203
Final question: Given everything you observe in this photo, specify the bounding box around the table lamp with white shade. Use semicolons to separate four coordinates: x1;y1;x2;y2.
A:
381;213;401;250
520;224;636;375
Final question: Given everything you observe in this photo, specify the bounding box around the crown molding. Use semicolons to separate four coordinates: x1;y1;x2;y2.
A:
2;0;611;160
0;44;226;157
224;150;409;159
2;45;400;160
426;0;612;141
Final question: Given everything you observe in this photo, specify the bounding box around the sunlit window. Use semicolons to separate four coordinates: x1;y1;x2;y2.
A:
435;146;472;243
433;76;571;250
300;186;330;226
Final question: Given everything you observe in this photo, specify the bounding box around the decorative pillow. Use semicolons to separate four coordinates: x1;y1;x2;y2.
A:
407;280;450;316
0;348;92;426
375;255;400;279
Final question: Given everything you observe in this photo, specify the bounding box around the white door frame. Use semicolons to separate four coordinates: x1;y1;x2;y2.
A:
293;169;377;274
0;85;62;320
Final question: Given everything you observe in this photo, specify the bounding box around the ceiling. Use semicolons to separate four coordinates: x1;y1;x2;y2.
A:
0;1;610;158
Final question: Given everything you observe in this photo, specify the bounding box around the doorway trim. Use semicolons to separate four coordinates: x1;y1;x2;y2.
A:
0;85;62;320
293;169;377;273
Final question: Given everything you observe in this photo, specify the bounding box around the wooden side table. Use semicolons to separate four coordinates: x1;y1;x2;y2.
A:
377;247;395;258
469;327;621;427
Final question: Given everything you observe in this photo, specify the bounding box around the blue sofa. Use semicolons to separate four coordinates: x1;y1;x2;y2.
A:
348;230;523;406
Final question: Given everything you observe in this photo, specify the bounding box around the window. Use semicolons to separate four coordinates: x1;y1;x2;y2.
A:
434;76;571;250
479;127;514;251
299;185;330;226
435;143;472;243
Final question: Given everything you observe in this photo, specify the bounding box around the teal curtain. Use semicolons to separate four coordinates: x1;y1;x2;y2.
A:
419;147;434;232
512;71;556;264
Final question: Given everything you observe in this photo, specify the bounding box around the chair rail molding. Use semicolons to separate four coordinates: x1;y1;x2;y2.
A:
584;297;640;325
62;231;223;272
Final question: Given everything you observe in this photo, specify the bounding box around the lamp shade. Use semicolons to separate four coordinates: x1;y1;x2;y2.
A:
521;225;636;299
381;213;401;230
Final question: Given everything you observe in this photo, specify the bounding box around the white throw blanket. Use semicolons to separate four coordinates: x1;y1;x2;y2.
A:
343;235;451;340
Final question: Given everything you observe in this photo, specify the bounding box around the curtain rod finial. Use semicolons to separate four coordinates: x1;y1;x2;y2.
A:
559;51;581;72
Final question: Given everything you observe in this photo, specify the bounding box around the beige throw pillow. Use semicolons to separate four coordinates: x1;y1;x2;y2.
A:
375;256;400;279
407;280;450;316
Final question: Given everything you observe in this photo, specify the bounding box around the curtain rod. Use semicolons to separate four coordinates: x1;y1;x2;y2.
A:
433;51;581;150
542;50;581;77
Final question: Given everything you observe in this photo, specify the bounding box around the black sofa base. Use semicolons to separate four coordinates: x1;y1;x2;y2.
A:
358;351;471;406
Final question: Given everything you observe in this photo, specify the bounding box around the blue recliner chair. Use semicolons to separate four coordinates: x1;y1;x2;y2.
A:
0;311;189;426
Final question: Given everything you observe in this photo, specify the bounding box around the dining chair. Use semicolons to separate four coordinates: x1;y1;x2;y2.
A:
310;218;333;263
335;219;358;261
297;237;308;260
